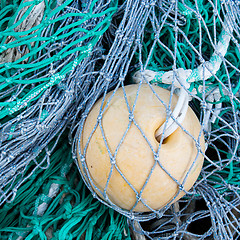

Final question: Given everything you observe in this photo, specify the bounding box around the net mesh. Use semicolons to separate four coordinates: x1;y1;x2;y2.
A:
0;134;130;239
0;0;240;239
0;0;117;204
75;0;240;239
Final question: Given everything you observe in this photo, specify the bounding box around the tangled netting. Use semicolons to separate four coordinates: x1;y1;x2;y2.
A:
75;0;240;239
0;0;130;238
0;134;130;239
0;0;117;204
1;0;240;239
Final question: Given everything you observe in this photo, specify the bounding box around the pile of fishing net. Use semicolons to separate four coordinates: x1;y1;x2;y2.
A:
0;0;240;239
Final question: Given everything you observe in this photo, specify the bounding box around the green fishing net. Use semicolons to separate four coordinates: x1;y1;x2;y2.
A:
135;0;240;194
0;0;117;203
75;0;240;238
0;133;130;239
0;0;132;239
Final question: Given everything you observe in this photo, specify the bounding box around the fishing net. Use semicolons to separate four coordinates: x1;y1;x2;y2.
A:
1;0;240;239
0;134;130;239
0;0;117;204
75;0;240;239
0;0;130;239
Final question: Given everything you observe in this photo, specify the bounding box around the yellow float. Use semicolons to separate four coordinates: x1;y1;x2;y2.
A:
78;84;205;212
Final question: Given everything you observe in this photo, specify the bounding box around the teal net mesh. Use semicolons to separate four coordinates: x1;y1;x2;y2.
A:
0;0;117;204
1;0;240;239
0;134;130;239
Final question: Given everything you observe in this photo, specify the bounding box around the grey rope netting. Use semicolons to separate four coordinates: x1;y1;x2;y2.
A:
0;0;117;204
1;0;240;239
75;0;240;239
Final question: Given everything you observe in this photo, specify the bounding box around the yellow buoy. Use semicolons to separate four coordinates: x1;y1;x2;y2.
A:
78;84;205;212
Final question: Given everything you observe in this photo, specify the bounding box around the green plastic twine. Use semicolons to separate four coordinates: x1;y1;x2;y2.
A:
0;0;117;120
133;0;240;196
0;133;130;239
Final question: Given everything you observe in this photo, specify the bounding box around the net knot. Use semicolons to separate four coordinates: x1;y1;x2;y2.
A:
80;155;85;162
36;124;44;131
5;78;13;84
150;0;156;6
156;211;164;219
35;177;44;186
81;113;88;119
195;141;202;150
165;107;171;116
92;192;97;198
110;155;116;165
40;110;49;122
136;193;141;201
144;3;150;8
200;101;207;109
64;185;72;192
3;202;14;210
85;12;92;19
31;219;43;235
154;32;160;40
141;1;150;8
97;112;103;122
54;54;62;61
63;202;73;219
104;74;111;82
65;233;73;240
1;150;7;157
119;76;125;82
178;184;184;192
65;89;74;96
196;13;202;20
49;69;55;76
54;231;73;240
235;134;240;141
0;45;7;52
8;153;15;161
129;112;134;122
153;152;159;161
115;29;123;38
4;63;11;70
173;25;178;32
46;150;51;156
30;172;37;180
43;19;51;27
